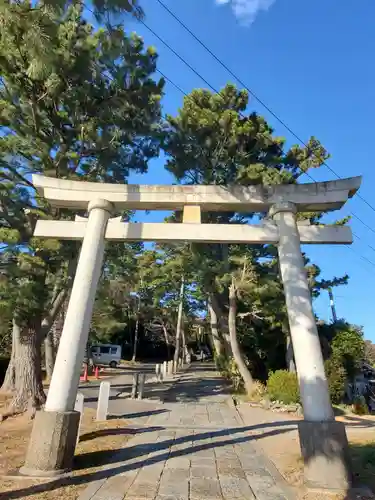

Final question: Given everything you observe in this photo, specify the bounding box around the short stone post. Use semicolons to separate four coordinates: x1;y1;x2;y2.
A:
155;363;162;382
167;360;173;376
131;373;139;399
271;202;352;491
162;361;168;379
137;373;146;400
96;381;110;421
74;393;84;446
21;199;113;477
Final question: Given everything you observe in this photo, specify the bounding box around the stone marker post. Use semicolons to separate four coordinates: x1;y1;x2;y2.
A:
168;360;173;376
137;373;146;400
131;373;139;399
155;363;161;382
162;361;167;379
21;199;113;477
74;393;84;446
96;381;110;421
270;202;352;490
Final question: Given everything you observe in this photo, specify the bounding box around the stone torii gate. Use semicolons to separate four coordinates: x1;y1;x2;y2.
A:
22;174;361;490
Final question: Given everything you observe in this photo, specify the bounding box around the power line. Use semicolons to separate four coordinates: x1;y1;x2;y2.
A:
154;0;375;215
345;244;375;269
140;17;375;262
149;40;375;270
141;19;318;181
155;68;187;96
84;6;375;270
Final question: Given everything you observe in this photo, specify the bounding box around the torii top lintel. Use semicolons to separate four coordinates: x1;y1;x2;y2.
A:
32;175;362;213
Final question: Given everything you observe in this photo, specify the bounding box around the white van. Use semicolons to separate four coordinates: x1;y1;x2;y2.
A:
90;344;121;368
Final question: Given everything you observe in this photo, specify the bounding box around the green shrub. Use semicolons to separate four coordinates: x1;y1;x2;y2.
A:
267;370;300;404
215;354;229;373
249;380;267;402
325;356;347;404
215;355;245;393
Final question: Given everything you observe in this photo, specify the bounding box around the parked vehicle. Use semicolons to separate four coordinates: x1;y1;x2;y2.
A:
191;346;211;361
90;344;121;368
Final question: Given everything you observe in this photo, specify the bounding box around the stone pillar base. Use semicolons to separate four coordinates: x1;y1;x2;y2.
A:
20;410;80;477
298;420;352;491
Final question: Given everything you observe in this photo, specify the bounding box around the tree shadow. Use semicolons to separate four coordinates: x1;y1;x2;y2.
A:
1;423;296;499
163;371;231;403
2;406;373;499
341;414;375;429
108;409;169;420
82;385;132;403
79;427;138;442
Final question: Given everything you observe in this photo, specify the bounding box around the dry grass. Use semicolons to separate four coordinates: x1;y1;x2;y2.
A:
0;394;133;500
263;435;375;500
238;404;375;500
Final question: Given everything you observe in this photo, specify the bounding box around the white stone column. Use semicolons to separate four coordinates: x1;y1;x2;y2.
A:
45;199;114;413
270;202;334;422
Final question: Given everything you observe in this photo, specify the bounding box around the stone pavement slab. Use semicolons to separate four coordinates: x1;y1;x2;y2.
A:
78;364;295;500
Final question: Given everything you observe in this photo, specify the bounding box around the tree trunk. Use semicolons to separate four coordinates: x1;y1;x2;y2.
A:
44;297;68;380
209;292;232;356
282;319;296;372
1;320;18;393
162;324;171;359
132;293;141;362
44;331;55;380
286;333;296;372
181;324;186;363
132;317;139;362
207;295;224;358
52;298;67;353
39;256;77;341
1;257;76;417
228;280;254;395
173;278;184;366
1;321;46;419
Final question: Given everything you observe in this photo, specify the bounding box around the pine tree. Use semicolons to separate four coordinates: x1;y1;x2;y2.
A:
162;84;348;384
0;0;163;416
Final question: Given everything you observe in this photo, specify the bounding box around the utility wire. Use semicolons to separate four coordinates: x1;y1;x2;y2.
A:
345;243;375;269
141;19;315;183
140;18;375;264
154;0;375;215
84;5;375;270
159;69;375;268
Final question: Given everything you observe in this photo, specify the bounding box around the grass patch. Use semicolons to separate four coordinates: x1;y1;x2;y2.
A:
350;441;375;491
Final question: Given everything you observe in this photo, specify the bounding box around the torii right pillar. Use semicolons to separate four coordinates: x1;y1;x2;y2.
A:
270;202;352;492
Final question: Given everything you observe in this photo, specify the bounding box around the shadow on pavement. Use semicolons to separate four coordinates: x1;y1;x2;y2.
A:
79;425;165;443
2;422;297;499
108;409;169;420
163;374;231;403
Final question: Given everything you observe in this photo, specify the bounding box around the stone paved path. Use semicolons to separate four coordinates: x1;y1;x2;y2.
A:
79;365;294;500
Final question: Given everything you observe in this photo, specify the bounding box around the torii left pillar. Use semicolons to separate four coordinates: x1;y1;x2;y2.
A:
21;199;113;476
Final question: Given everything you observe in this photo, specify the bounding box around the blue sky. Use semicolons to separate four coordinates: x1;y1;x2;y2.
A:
123;0;375;340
